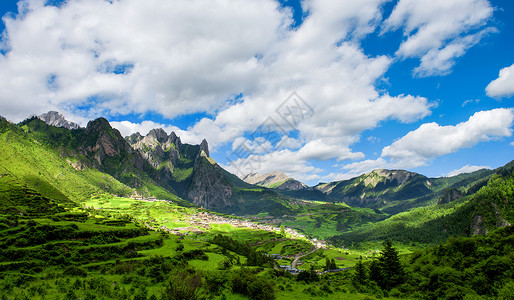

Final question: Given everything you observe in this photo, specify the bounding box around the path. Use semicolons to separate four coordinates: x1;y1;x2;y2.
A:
291;246;319;269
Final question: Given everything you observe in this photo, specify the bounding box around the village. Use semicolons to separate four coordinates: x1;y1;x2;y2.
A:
138;197;330;249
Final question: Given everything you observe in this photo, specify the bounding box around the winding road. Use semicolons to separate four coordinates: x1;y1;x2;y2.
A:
291;246;319;269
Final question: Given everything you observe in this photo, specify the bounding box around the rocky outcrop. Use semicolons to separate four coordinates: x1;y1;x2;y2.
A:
128;128;181;170
438;188;463;205
79;117;148;173
126;129;234;208
200;139;209;157
38;111;80;130
188;157;232;208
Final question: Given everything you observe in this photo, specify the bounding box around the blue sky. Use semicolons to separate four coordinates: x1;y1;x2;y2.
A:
0;0;513;185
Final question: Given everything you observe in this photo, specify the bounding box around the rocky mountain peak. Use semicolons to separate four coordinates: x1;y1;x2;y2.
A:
85;117;112;133
364;169;420;187
200;139;209;157
147;128;168;143
38;111;80;130
126;132;143;144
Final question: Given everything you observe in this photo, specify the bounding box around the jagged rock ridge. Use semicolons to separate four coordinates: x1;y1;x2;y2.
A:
38;111;80;130
126;130;232;209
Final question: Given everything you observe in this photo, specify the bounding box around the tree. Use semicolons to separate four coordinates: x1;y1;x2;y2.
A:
376;240;405;290
353;256;368;286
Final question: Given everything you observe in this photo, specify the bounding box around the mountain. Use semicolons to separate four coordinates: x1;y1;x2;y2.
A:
315;168;495;214
328;162;512;246
18;116;188;205
316;169;432;210
0;116;137;215
242;171;307;190
126;129;294;215
126;129;234;208
38;111;80;130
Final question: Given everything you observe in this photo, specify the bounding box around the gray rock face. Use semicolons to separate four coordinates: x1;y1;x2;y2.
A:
126;129;234;209
129;128;181;169
200;139;209;157
38;111;80;130
188;158;232;208
82;117;143;169
438;188;463;205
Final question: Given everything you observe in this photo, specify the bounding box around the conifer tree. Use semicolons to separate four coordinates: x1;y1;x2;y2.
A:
377;240;405;290
353;256;368;285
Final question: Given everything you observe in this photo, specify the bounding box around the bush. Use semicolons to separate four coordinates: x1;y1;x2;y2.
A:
63;266;88;277
161;269;203;300
231;269;275;300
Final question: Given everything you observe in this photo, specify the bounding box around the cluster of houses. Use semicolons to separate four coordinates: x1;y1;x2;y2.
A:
153;211;331;249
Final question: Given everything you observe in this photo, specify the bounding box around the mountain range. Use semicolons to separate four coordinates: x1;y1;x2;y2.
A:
1;112;512;245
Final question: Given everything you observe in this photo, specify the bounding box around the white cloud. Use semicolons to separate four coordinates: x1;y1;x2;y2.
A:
222;149;323;182
0;0;437;181
110;120;203;145
0;0;288;121
486;63;514;98
381;108;514;167
332;108;513;178
446;164;490;177
382;0;494;77
462;99;480;107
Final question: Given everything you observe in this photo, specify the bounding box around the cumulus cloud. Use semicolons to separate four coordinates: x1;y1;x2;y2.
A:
382;0;494;77
0;0;288;121
381;108;514;167
330;108;514;178
446;164;490;177
222;149;323;182
109;120;202;144
486;63;514;98
0;0;443;181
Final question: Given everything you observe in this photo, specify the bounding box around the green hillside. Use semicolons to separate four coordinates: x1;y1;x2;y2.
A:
330;161;514;247
0;118;132;206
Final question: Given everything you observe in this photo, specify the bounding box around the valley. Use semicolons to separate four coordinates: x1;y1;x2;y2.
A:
0;113;512;299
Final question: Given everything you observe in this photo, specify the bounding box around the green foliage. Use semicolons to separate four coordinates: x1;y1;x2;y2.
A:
211;234;275;267
231;268;275;300
400;226;514;298
161;269;203;300
296;268;319;283
374;240;405;290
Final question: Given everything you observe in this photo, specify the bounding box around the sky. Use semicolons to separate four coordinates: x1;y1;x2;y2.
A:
0;0;513;185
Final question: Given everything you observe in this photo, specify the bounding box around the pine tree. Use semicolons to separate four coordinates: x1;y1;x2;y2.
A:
353;256;368;285
377;240;405;290
330;258;337;270
369;258;381;283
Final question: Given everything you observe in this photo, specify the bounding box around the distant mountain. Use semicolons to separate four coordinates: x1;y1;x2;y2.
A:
242;171;307;190
329;160;513;246
315;168;495;214
38;111;80;130
316;169;431;209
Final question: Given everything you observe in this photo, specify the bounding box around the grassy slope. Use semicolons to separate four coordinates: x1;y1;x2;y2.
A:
19;118;187;205
330;162;514;248
319;169;494;216
0;119;132;205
